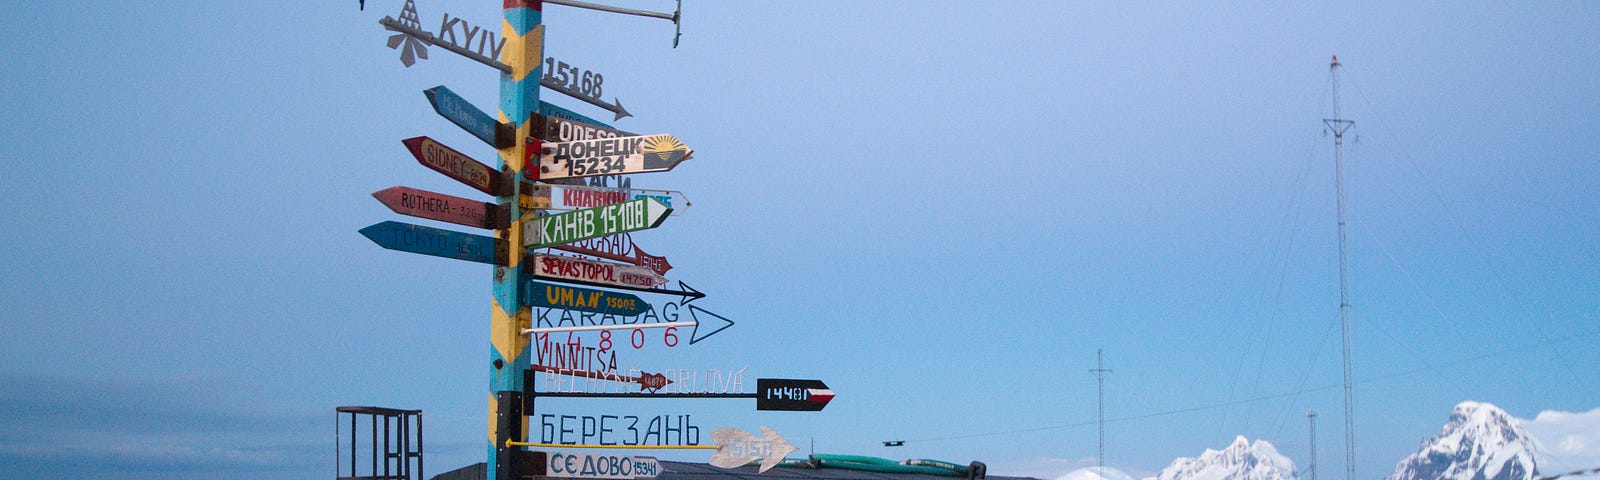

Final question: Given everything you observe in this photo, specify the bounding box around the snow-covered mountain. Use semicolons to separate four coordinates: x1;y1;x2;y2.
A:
1387;401;1539;480
1148;436;1298;480
1059;466;1138;480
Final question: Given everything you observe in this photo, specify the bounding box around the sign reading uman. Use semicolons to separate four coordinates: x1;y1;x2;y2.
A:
524;198;672;248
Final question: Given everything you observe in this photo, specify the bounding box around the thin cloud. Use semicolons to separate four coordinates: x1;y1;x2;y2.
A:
1519;407;1600;475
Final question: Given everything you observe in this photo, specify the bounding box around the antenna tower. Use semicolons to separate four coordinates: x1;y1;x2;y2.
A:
1322;55;1356;480
1309;410;1318;480
1090;349;1112;478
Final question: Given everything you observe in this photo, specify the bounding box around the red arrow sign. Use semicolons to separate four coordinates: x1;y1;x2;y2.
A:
402;136;507;196
527;365;673;393
372;186;506;230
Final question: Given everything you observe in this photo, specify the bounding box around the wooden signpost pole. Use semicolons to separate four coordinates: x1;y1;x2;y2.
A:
490;2;543;480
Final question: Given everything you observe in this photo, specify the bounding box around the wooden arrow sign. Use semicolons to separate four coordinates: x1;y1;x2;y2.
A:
519;451;660;479
425;85;514;149
709;426;796;473
403;136;508;196
532;112;636;143
523;198;672;248
529;135;692;181
525;183;690;216
359;221;506;265
756;379;834;411
525;367;672;393
373;186;506;230
523;281;651;317
529;254;665;290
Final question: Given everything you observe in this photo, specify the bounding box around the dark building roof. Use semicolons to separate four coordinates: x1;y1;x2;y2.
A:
430;460;1044;480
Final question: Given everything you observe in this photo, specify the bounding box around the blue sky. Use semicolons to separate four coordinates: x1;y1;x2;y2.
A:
1;2;1597;480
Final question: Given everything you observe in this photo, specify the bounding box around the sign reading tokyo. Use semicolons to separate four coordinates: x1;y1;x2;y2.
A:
541;451;660;480
531;134;692;180
523;198;672;248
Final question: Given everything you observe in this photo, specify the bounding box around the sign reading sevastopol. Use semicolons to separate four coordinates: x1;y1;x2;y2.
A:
523;198;672;248
530;135;692;180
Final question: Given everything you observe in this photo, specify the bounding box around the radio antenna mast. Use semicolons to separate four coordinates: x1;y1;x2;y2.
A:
1322;55;1357;480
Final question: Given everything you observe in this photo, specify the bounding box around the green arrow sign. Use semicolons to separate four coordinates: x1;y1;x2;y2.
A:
523;198;671;248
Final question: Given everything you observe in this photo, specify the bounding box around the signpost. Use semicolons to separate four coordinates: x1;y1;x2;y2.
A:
359;220;506;265
525;366;672;392
373;186;506;230
709;426;796;473
525;183;690;215
529;254;666;290
530;378;832;412
530;135;693;180
519;451;661;479
426;85;514;148
402;136;507;196
523;281;650;317
756;379;834;412
523;198;672;248
532;111;636;143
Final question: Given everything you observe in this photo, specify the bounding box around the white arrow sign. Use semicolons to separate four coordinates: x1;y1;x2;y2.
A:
709;426;796;473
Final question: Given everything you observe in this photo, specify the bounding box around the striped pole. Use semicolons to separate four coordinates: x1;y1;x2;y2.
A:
490;1;543;479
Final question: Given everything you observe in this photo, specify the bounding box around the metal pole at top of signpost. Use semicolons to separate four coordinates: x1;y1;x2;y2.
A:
490;2;543;480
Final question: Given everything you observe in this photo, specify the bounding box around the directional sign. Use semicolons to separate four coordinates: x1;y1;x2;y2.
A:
529;254;666;290
756;379;834;412
530;135;692;181
525;366;672;392
549;242;672;276
360;221;505;265
517;450;661;480
709;426;796;473
527;183;690;216
540;101;617;132
373;186;505;230
523;281;650;317
532;112;636;143
523;198;672;248
403;136;507;196
425;85;514;148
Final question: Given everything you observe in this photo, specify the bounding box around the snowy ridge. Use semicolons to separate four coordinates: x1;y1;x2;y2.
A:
1386;401;1539;480
1148;436;1298;480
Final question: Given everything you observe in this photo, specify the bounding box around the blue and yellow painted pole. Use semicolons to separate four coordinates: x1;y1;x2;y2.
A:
490;1;542;479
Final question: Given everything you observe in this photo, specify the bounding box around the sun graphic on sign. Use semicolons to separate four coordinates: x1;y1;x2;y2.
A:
639;135;692;168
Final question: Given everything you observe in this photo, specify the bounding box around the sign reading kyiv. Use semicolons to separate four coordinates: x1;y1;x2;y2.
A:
532;135;692;180
524;198;671;248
